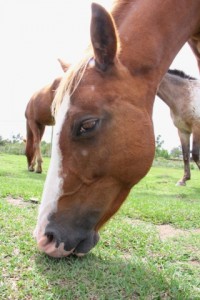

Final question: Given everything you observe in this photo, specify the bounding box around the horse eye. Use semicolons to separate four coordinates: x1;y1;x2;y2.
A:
78;118;100;136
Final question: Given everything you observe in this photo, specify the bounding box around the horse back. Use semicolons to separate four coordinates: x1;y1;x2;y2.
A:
25;77;62;126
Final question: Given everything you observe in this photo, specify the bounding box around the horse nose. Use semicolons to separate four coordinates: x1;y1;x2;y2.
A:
36;228;100;258
37;232;74;258
45;231;54;243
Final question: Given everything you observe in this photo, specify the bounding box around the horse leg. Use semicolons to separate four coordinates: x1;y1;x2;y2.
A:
27;120;43;173
25;121;35;171
35;125;45;173
176;130;190;186
192;130;200;170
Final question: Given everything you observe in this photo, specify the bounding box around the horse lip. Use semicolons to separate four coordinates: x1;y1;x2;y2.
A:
37;235;75;258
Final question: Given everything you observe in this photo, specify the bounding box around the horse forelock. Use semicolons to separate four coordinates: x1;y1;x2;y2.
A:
51;49;93;118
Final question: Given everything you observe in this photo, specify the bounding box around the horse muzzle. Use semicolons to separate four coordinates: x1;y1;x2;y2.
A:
36;227;100;258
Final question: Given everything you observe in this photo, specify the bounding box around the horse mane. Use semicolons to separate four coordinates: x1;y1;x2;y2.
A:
167;69;197;81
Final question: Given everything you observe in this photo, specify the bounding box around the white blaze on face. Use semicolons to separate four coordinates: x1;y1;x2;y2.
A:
34;94;70;239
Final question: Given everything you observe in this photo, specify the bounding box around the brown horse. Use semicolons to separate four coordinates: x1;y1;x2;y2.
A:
34;1;200;257
25;77;61;173
24;59;68;173
157;69;200;186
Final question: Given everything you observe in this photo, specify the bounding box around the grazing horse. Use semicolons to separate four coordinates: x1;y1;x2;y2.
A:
25;77;61;173
34;1;200;258
24;59;68;173
157;69;200;186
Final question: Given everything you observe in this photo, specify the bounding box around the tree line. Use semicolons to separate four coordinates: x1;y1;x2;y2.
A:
155;135;182;159
0;134;51;157
0;133;182;159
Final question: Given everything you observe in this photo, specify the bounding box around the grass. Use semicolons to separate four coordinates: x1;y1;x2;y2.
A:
0;153;48;200
0;153;200;299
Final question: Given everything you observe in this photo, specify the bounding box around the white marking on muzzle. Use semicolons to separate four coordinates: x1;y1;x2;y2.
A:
34;94;70;239
37;235;74;258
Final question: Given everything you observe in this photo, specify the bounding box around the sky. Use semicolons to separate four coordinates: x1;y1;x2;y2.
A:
0;0;199;151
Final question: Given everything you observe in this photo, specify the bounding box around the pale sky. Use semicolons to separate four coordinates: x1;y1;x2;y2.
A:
0;0;199;151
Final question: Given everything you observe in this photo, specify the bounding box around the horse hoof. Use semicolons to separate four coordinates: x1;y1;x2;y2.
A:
28;167;35;172
176;181;186;186
36;169;42;174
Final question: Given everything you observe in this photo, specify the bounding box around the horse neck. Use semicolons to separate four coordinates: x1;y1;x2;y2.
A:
157;73;191;111
112;0;200;93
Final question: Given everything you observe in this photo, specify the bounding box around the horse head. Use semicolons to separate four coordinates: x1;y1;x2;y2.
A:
34;3;155;257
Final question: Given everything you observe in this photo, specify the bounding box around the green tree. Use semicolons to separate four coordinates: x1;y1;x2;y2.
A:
170;146;182;158
155;135;169;159
12;133;23;143
0;136;9;146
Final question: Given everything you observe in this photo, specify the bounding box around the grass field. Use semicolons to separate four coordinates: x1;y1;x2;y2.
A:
0;153;200;299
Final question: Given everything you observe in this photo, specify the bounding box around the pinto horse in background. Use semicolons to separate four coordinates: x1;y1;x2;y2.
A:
157;69;200;186
34;1;200;258
24;59;68;173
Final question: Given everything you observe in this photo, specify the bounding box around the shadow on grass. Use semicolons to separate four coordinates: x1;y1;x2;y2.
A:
1;199;197;299
34;251;190;299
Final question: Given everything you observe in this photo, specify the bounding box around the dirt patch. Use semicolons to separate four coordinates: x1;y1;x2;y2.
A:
157;224;187;241
190;260;200;266
5;196;39;207
125;218;200;240
6;196;27;207
157;224;200;241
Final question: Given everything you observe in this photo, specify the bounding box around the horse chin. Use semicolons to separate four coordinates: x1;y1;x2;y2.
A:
73;231;100;256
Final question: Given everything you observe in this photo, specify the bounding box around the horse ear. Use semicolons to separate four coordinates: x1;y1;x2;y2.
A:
57;58;70;72
90;3;118;72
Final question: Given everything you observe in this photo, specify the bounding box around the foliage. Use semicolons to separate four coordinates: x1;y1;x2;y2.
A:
0;140;25;155
12;133;23;143
0;154;200;299
170;146;182;158
0;135;52;157
155;134;170;159
0;135;10;146
40;141;52;157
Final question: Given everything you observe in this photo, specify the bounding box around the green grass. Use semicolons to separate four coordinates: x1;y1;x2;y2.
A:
0;153;200;299
0;153;48;200
123;164;200;229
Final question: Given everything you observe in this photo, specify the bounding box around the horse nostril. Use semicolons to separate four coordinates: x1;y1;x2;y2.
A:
45;232;54;243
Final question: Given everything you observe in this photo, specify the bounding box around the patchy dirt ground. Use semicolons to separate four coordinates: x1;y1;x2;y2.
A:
5;197;200;241
6;196;39;207
157;224;200;241
125;218;200;242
